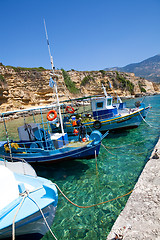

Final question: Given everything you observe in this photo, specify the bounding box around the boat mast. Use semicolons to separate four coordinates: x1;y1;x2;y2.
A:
102;83;108;97
44;19;65;135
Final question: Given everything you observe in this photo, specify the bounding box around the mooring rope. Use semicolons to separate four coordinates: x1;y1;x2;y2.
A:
139;111;159;129
12;193;27;240
95;149;98;173
28;195;58;240
12;188;58;240
101;143;117;156
53;183;133;209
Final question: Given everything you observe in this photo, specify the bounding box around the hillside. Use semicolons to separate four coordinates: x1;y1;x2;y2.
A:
0;64;159;112
104;54;160;83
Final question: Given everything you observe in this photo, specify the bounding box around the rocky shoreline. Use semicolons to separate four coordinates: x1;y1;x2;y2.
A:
0;65;160;113
107;137;160;240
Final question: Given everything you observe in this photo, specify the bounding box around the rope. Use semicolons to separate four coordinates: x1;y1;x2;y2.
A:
101;142;155;157
95;149;98;173
12;186;57;240
28;195;58;240
139;111;159;129
53;183;133;209
102;136;157;150
101;143;117;156
12;193;27;240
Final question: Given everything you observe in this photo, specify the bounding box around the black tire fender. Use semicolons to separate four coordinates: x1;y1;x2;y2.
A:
93;120;101;129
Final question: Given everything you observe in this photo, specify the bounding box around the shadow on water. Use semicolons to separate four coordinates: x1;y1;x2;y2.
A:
107;129;130;138
33;160;89;181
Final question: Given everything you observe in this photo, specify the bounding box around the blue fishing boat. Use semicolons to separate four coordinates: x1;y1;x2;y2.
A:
0;105;106;163
50;88;151;136
0;22;107;164
0;155;58;239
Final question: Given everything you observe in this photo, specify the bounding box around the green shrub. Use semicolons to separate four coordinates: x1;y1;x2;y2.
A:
0;74;5;82
138;81;146;93
80;75;94;86
101;80;105;85
116;72;134;94
61;69;79;94
6;66;46;72
99;70;106;76
141;87;146;93
126;80;134;94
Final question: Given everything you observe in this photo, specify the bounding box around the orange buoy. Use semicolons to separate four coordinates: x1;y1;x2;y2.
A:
47;110;57;121
72;121;77;126
66;106;75;114
82;137;87;142
73;129;79;136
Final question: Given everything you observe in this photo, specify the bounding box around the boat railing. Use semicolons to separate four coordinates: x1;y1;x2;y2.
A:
9;138;55;153
64;110;121;124
0;154;37;177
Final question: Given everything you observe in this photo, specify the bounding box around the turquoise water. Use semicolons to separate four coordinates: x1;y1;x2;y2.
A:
0;95;160;240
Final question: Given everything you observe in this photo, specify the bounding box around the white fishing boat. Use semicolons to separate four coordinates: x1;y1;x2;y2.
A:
0;156;58;239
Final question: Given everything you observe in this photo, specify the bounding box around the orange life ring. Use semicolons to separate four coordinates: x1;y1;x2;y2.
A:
47;110;57;121
66;106;75;114
73;129;79;136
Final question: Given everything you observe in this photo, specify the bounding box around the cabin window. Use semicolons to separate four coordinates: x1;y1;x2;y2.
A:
96;102;103;108
107;99;112;106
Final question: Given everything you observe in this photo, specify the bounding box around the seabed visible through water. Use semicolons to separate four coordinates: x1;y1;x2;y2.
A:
0;95;160;240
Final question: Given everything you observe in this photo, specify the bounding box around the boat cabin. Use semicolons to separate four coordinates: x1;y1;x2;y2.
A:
91;96;118;120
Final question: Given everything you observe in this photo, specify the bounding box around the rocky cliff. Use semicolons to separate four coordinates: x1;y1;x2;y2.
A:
0;65;159;112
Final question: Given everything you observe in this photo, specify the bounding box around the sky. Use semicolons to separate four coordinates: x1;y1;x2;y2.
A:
0;0;160;71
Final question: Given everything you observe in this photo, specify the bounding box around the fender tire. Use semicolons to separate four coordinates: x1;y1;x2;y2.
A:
93;120;101;129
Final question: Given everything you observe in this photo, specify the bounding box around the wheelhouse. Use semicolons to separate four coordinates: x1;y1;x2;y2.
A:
91;96;118;120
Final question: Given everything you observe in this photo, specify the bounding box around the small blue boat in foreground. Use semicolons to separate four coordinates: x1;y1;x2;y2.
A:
0;156;58;239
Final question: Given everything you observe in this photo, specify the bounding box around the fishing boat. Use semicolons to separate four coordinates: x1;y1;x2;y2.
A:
49;87;151;136
0;21;107;164
0;105;106;163
0;155;58;239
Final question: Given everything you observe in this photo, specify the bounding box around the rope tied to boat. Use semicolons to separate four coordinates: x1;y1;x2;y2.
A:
101;143;117;156
12;188;58;240
53;183;133;209
12;192;28;240
28;195;58;240
139;111;159;129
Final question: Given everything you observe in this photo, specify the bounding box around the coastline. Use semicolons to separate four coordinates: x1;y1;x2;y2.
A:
0;93;159;121
107;136;160;240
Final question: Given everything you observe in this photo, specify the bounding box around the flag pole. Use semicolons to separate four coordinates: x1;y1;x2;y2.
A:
108;81;122;103
44;19;65;135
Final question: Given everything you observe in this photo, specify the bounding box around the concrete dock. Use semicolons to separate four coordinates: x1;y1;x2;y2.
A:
107;137;160;240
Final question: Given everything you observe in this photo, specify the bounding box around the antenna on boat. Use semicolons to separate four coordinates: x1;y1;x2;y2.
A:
44;19;54;71
44;19;65;135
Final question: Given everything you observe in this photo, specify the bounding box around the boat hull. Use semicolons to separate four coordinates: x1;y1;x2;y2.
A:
0;202;56;240
64;107;149;135
0;142;101;164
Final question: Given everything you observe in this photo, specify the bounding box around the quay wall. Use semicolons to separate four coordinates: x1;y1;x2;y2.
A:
107;137;160;240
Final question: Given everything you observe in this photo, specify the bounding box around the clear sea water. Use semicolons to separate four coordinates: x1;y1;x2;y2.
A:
0;95;160;240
